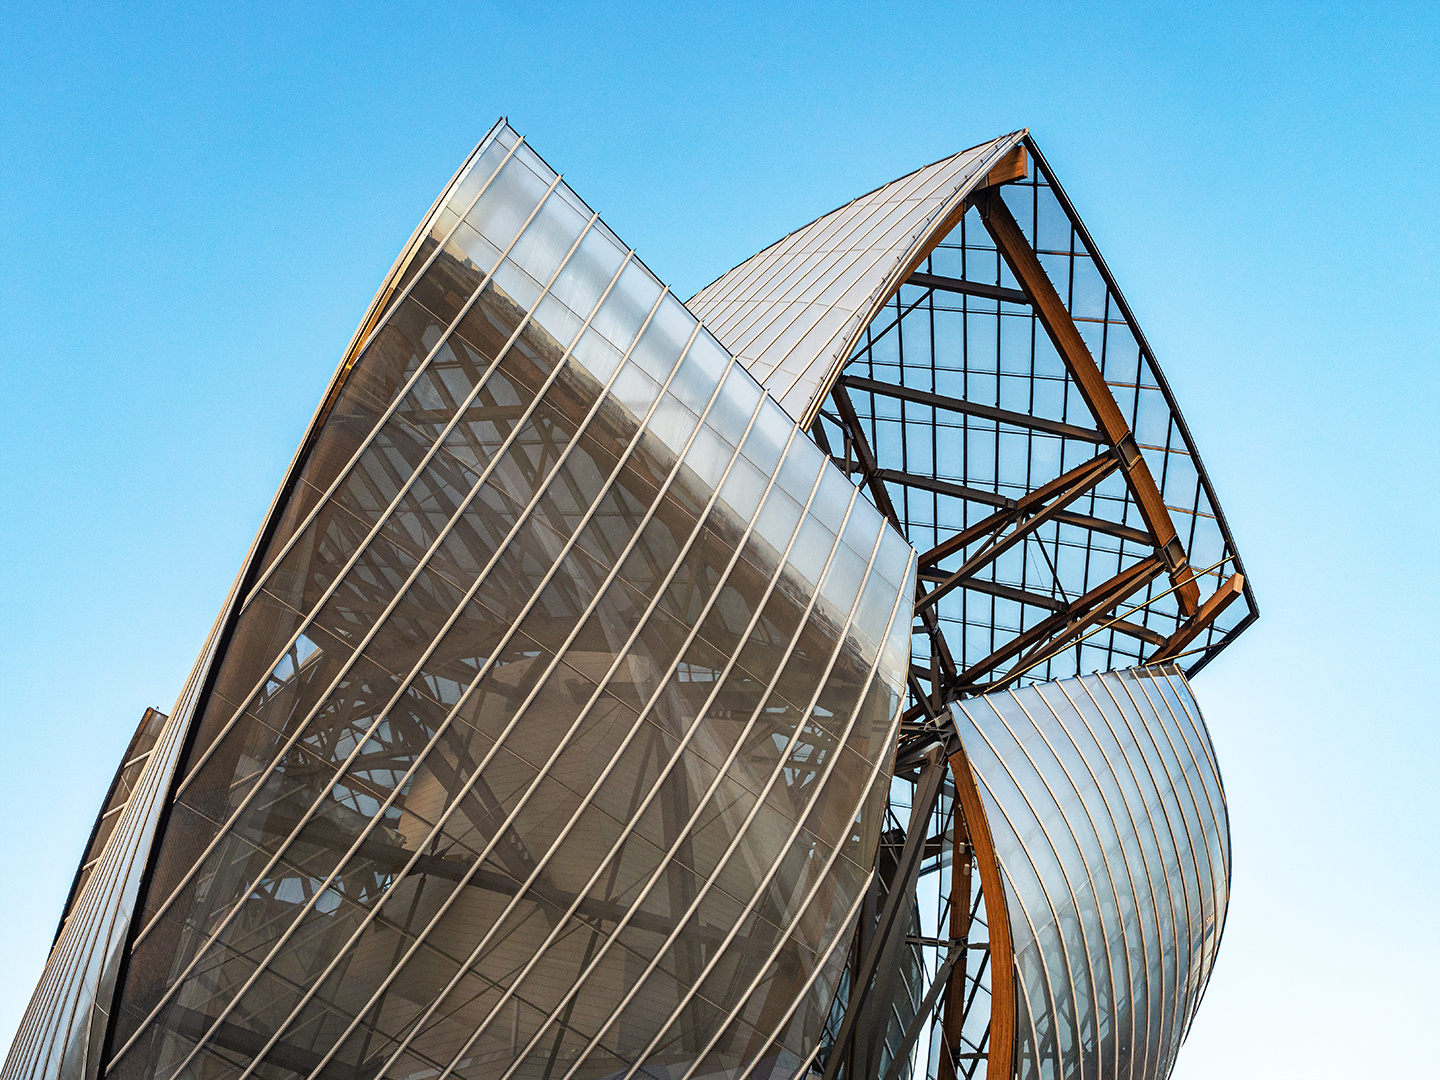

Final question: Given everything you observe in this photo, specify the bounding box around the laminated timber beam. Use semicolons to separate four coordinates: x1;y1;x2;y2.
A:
972;188;1201;617
1152;572;1246;662
947;744;1015;1080
825;460;1154;547
955;554;1166;690
915;453;1120;614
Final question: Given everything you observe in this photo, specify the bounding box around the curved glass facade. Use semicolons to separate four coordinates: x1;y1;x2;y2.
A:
8;121;1252;1080
952;667;1227;1080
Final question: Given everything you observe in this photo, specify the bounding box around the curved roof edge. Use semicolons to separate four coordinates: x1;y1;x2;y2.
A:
688;130;1028;425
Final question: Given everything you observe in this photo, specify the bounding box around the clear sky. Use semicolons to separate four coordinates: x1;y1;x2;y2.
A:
1;2;1436;1075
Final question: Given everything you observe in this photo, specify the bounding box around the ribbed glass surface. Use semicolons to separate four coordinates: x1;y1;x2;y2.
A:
952;666;1228;1080
85;121;916;1080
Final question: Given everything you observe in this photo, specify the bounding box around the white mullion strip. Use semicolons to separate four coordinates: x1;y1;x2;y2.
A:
739;871;876;1080
948;700;1089;1080
1113;672;1218;1050
1001;688;1119;1080
1053;678;1163;1080
700;154;959;343
711;150;983;359
18;587;230;1078
119;244;644;1072
227;316;732;1080
178;172;575;807
466;454;850;1080
366;392;807;1080
1071;676;1177;1079
551;485;879;1080
113;233;632;1064
233;133;529;619
778;140;1025;425
701;165;942;365
761;161;1005;417
954;701;1065;1080
1090;675;1196;1070
1152;670;1229;1033
666;551;915;1080
135;190;593;951
1042;679;1149;1080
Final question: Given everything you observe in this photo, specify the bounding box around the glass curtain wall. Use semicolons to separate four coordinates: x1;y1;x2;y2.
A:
84;122;916;1080
952;666;1228;1080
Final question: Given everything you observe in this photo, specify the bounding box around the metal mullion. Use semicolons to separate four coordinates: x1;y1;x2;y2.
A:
612;544;914;1080
1067;678;1173;1080
706;142;998;320
33;708;185;1078
842;285;942;360
150;266;674;1071
233;137;534;619
1110;673;1217;1048
1092;674;1199;1066
341;129;524;370
953;706;1065;1080
1154;671;1230;1042
133;246;619;982
27;698;190;1075
956;705;1095;1080
23;811;130;1077
732;181;945;362
113;245;646;1067
1002;688;1128;1080
1043;680;1149;1080
181;178;583;805
299;371;774;1080
728;871;875;1080
699;152;956;344
484;465;867;1080
736;165;986;405
1128;672;1224;1040
698;137;1008;323
780;142;1025;425
1049;678;1158;1080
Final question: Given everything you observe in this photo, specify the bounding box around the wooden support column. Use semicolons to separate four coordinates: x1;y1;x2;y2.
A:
973;188;1201;617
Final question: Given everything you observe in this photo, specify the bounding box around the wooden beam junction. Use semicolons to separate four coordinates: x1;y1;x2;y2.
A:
973;188;1201;617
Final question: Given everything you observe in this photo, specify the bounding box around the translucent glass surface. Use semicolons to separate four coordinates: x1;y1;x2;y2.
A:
7;120;915;1080
688;134;1023;425
952;666;1229;1080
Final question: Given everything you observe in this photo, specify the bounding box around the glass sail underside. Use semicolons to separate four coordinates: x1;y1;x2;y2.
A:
7;126;1254;1080
12;122;916;1080
953;666;1228;1080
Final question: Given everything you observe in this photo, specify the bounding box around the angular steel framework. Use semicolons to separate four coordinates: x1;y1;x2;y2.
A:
7;123;1254;1080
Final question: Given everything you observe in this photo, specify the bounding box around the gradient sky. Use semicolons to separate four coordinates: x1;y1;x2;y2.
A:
2;3;1436;1076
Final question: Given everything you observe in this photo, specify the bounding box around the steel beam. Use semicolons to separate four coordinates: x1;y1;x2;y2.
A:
905;271;1030;307
820;747;947;1080
956;554;1165;689
839;374;1103;444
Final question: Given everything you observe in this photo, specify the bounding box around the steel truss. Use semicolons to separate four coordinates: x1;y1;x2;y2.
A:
812;140;1254;1080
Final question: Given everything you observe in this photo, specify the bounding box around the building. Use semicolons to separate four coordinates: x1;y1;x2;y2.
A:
5;120;1255;1080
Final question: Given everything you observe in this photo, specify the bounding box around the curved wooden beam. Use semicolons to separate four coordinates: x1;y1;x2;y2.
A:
948;744;1015;1080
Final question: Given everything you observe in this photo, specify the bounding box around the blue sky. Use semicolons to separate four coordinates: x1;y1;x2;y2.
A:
1;2;1436;1075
